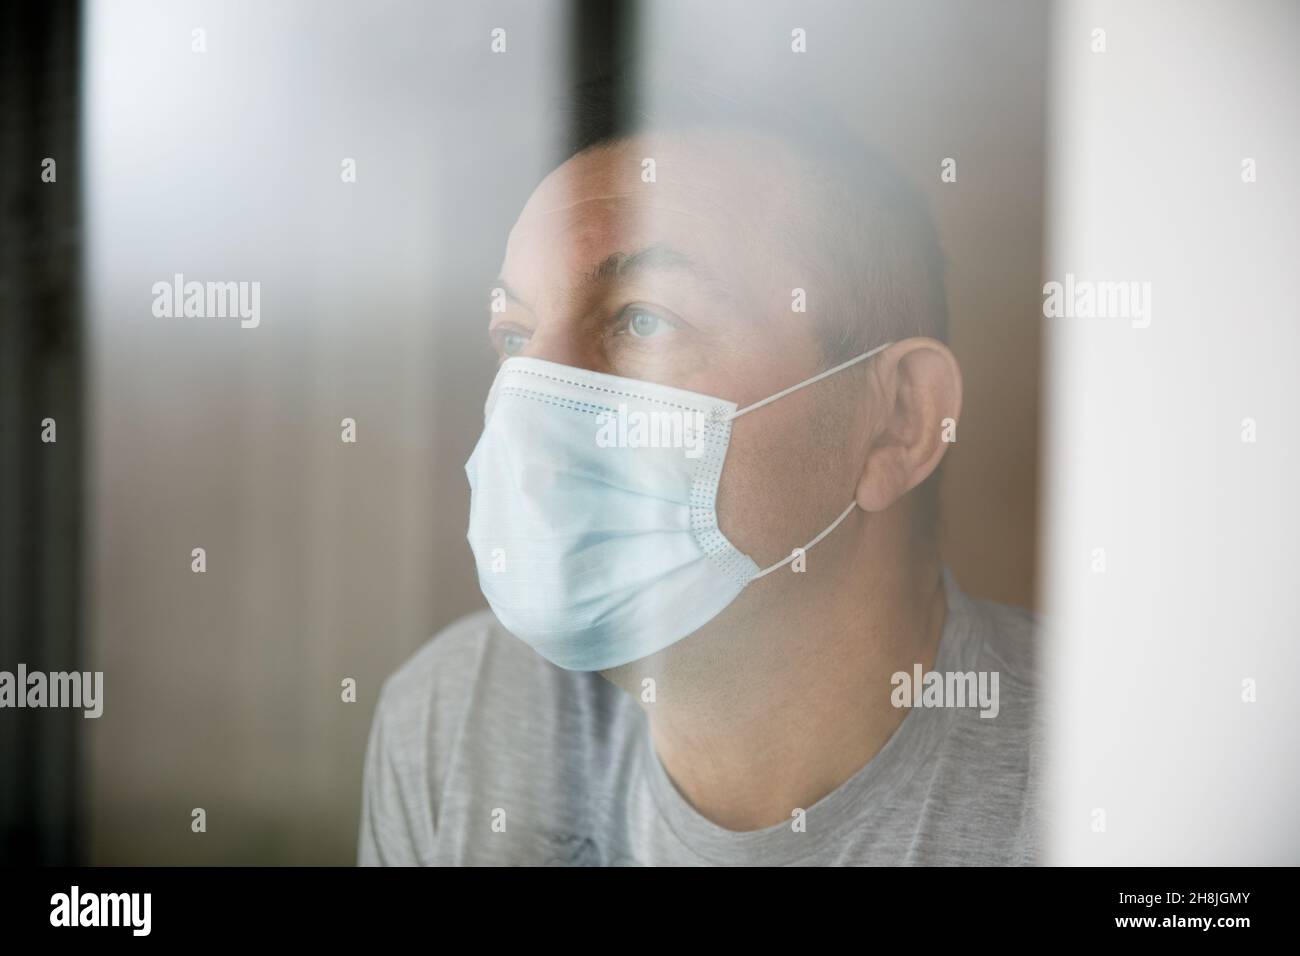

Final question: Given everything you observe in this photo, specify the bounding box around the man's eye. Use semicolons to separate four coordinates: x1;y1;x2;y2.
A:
500;330;529;356
622;307;668;339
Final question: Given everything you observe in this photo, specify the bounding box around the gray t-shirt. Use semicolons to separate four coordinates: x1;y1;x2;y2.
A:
358;568;1043;866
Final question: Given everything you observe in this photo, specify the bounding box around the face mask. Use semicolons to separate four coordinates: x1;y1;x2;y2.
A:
464;341;892;671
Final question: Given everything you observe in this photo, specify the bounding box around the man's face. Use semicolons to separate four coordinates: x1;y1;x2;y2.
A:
490;128;872;595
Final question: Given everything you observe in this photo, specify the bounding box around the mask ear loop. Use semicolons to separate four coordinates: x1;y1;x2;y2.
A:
720;340;894;582
751;500;858;579
722;340;893;423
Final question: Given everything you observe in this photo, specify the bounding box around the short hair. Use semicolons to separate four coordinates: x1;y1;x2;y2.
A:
547;65;949;548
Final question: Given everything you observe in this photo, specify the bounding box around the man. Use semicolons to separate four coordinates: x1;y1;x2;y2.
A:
359;72;1042;866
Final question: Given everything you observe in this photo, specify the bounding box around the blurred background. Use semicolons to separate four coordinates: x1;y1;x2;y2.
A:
3;0;1295;866
4;0;1047;865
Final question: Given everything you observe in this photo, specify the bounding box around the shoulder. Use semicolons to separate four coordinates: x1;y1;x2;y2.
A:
926;578;1045;863
374;608;620;737
359;609;630;865
359;611;506;864
375;608;507;721
967;592;1038;690
948;582;1041;746
370;608;584;785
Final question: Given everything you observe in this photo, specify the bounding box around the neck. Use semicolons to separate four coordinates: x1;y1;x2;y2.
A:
613;519;947;832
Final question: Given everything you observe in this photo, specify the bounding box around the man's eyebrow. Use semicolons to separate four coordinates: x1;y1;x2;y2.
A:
592;244;693;281
589;244;731;300
492;244;732;314
493;279;532;312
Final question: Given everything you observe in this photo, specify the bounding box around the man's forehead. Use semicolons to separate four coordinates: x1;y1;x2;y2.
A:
504;129;806;279
531;130;768;204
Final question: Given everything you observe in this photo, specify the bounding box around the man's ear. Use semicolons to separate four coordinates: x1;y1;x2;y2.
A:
854;338;962;513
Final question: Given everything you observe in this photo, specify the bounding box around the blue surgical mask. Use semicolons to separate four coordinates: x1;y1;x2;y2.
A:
464;342;892;671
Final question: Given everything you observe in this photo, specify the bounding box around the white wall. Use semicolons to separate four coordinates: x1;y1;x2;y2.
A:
1043;0;1300;864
